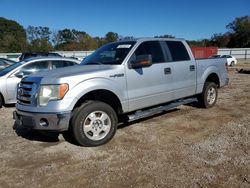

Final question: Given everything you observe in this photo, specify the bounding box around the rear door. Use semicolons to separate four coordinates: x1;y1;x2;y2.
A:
126;41;175;111
163;41;196;99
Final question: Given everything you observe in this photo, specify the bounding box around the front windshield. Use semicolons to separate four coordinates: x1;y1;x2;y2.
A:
81;41;136;65
0;62;22;77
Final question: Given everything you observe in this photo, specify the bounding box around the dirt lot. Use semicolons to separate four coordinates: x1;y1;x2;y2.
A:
0;65;250;188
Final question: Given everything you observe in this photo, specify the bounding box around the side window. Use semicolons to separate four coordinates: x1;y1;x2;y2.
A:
134;41;165;63
166;41;190;61
20;61;49;75
51;61;76;69
66;61;76;66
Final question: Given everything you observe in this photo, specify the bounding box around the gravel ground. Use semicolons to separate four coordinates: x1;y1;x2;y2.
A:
0;66;249;188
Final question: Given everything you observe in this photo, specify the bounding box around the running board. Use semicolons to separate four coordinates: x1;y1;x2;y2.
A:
127;98;197;122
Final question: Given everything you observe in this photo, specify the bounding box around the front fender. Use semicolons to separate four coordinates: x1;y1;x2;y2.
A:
65;78;128;111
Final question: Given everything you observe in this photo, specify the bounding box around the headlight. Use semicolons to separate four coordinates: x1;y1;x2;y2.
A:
39;84;69;106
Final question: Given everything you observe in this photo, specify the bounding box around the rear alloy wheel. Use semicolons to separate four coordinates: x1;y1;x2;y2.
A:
70;101;118;146
198;82;218;108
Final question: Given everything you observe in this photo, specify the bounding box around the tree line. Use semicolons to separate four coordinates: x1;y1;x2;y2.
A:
0;16;249;53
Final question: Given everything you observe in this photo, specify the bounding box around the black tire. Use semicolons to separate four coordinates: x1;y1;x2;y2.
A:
231;61;235;66
69;101;118;147
0;94;3;108
197;82;218;108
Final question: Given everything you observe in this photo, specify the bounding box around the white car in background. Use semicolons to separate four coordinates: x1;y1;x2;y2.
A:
221;55;237;66
0;57;80;107
209;55;237;66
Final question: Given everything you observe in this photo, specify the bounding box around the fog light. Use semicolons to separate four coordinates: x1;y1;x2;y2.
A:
40;118;49;127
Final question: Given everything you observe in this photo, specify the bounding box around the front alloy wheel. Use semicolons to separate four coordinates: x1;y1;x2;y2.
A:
70;101;118;146
83;111;112;141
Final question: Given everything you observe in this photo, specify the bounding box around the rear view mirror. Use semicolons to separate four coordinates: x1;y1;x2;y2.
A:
130;55;152;69
14;71;24;78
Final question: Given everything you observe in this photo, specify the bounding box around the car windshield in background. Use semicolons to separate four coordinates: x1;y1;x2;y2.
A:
0;62;21;76
81;41;136;65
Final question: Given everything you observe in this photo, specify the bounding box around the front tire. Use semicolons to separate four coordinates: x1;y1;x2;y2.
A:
0;95;3;108
198;82;218;108
70;101;118;146
231;61;235;66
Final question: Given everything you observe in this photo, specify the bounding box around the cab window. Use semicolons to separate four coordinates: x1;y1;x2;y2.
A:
133;41;165;63
165;41;190;61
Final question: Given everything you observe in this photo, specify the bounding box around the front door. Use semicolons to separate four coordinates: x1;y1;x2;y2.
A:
125;41;175;111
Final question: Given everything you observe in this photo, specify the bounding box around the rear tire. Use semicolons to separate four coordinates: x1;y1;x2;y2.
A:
197;82;218;108
231;61;235;66
70;101;118;147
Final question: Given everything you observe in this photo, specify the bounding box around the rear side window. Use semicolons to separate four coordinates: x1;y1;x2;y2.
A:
20;61;49;75
134;41;165;63
166;41;190;61
51;61;76;69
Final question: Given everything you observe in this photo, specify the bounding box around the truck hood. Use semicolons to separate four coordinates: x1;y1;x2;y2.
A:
32;64;114;78
29;64;122;85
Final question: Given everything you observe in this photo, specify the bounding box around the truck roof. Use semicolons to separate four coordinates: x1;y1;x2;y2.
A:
121;37;185;43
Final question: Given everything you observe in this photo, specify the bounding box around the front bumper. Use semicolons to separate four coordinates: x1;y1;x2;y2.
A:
13;109;71;131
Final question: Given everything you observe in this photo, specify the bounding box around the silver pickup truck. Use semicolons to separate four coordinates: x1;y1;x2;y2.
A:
14;38;229;146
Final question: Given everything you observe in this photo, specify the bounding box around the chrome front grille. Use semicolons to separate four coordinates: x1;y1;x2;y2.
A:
17;77;42;106
17;82;33;104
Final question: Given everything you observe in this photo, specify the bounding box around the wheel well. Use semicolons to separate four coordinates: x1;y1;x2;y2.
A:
205;73;220;87
73;90;123;115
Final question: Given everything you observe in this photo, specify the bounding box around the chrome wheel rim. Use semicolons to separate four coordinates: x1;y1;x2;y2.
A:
207;87;216;105
83;111;111;141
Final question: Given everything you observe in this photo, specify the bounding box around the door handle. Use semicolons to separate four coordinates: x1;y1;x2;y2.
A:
164;67;171;74
189;65;195;71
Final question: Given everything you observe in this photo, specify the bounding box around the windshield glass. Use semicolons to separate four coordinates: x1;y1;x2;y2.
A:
81;41;136;65
0;62;22;77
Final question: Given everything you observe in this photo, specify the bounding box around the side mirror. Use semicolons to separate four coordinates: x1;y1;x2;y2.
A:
14;71;24;78
130;55;152;69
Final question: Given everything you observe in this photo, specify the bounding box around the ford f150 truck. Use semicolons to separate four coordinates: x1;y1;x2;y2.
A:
14;38;229;146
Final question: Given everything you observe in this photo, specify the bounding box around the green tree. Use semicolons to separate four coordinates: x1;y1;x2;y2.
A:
53;29;99;50
187;39;212;47
26;25;53;52
0;17;27;52
95;37;106;48
226;16;250;47
79;34;98;50
58;29;76;43
210;33;230;47
53;29;79;50
105;32;119;43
